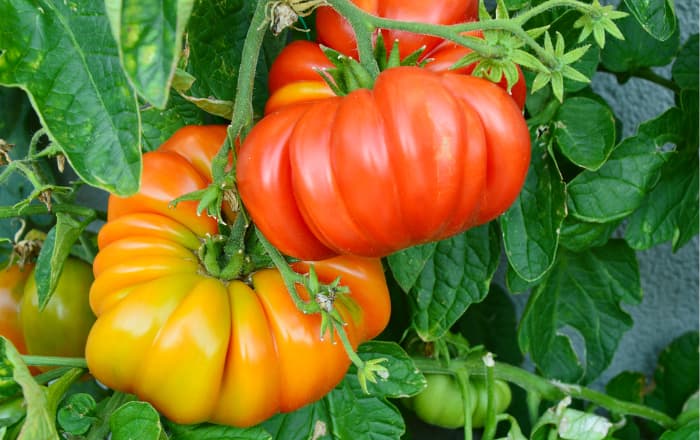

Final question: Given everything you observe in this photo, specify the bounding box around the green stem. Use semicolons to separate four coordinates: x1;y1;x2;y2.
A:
600;66;681;94
323;0;380;77
0;202;96;220
513;0;594;25
411;357;677;430
482;355;497;440
455;367;473;440
21;355;87;369
255;227;313;312
334;319;364;368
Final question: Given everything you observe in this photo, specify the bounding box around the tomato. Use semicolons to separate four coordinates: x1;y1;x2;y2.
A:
19;257;95;359
0;263;33;354
238;66;531;259
315;0;478;60
409;374;512;429
85;125;391;427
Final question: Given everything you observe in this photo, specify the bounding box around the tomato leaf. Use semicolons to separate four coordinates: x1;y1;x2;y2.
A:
105;0;195;108
501;136;566;282
34;212;92;310
406;225;501;341
387;242;438;293
659;419;700;440
622;0;677;41
110;401;165;440
0;0;141;196
0;337;57;439
518;240;641;383
167;422;271;440
531;404;613;440
645;332;699;417
84;392;136;440
672;34;699;91
264;376;405;440
458;284;524;365
57;393;97;436
601;2;680;72
559;217;620;252
567;114;672;223
554;97;616;171
350;342;426;399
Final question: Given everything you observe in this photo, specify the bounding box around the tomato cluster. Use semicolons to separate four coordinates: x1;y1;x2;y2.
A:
237;0;531;260
406;374;512;429
84;126;392;427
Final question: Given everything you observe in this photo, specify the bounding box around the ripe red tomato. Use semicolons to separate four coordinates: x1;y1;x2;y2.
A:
238;67;531;260
86;125;392;427
315;0;479;60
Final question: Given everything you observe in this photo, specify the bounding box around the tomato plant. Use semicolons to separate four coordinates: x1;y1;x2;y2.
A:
19;257;95;359
86;125;391;427
239;66;530;259
0;0;697;439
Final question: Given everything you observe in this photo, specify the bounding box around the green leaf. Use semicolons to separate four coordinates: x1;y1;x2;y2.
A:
458;284;524;365
106;0;195;108
606;371;646;404
84;392;136;440
33;212;92;310
110;401;164;440
140;93;219;152
559;216;620;252
407;225;501;341
659;420;699;440
0;0;141;196
532;405;613;440
501;137;566;282
518;240;641;383
624;149;699;251
264;375;405;440
167;422;271;440
646;332;699;417
505;264;538;293
554;97;616;171
57;393;97;436
567;125;669;223
601;2;680;72
350;342;426;399
672;34;699;91
1;337;57;439
623;0;677;41
387;242;437;293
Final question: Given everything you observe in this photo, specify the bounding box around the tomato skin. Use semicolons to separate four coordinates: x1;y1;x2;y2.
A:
410;374;512;429
19;258;95;359
238;67;530;259
315;0;478;60
86;125;391;427
0;264;34;354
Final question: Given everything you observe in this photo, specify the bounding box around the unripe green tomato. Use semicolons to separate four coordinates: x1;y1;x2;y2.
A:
470;379;512;428
409;374;512;430
19;258;95;360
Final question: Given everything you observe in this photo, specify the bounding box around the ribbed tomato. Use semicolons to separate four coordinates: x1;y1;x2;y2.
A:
85;125;391;427
0;263;33;354
238;67;531;260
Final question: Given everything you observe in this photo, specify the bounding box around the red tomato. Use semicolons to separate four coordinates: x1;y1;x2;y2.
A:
315;0;478;60
0;263;33;354
237;67;531;260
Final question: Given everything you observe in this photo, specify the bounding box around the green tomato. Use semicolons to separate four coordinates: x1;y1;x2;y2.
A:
409;373;512;430
19;258;95;360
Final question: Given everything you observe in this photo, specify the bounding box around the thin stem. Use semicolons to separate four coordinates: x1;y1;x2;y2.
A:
324;0;380;77
21;355;88;369
0;202;96;220
482;355;497;440
411;357;677;430
599;66;681;94
255;227;313;312
455;367;473;440
335;320;364;368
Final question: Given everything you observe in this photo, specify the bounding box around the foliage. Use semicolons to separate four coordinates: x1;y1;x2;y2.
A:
0;0;697;439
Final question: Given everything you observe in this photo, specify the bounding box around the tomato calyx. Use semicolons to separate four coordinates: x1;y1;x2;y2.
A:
317;34;427;95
